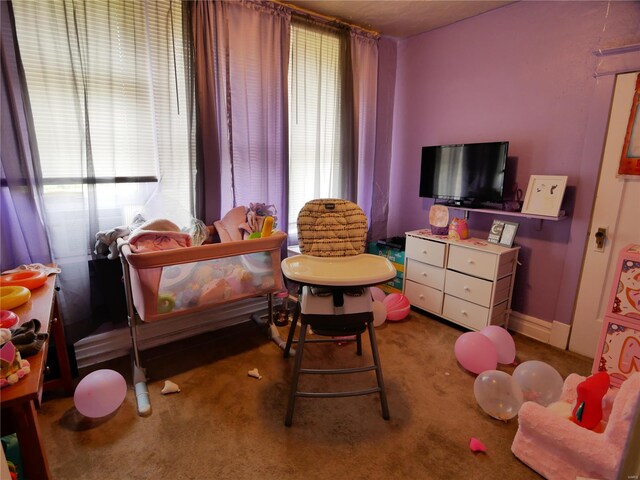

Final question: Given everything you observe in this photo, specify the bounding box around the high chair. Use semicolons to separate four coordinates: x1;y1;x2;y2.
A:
280;199;397;426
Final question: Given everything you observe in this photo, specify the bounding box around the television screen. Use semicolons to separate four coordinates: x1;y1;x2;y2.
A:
419;141;508;205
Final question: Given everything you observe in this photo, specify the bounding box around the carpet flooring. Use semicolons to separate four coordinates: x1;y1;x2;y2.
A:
39;310;592;479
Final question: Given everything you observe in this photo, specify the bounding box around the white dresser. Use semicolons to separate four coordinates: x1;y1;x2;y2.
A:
403;229;519;330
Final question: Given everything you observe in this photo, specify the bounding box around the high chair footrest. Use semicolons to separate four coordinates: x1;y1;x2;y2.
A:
300;365;377;375
297;387;382;398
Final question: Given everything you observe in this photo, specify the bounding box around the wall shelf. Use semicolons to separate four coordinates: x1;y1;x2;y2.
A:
449;206;568;222
444;206;569;230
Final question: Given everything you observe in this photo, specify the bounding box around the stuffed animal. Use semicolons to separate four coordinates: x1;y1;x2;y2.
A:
1;333;31;388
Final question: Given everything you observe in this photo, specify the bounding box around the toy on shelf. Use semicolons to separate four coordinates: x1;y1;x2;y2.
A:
0;286;31;310
448;217;469;240
0;271;47;290
0;310;19;329
0;332;31;388
429;205;449;235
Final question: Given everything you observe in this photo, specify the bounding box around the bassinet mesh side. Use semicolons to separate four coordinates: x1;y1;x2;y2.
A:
120;233;286;322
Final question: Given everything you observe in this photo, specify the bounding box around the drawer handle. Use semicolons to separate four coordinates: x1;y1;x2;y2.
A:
463;286;470;292
461;310;468;316
422;250;427;255
419;294;424;299
422;272;428;277
467;259;474;264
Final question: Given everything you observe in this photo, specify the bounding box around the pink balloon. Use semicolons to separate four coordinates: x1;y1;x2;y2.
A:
74;369;127;418
480;325;516;364
370;286;386;303
382;293;410;321
454;332;498;374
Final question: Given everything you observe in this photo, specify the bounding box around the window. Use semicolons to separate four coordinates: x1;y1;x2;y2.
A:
12;0;192;259
287;19;349;238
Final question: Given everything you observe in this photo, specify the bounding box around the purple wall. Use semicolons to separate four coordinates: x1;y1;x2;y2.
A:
385;1;640;325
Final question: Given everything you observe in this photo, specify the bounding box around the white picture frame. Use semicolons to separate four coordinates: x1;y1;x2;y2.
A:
498;221;519;247
521;175;568;217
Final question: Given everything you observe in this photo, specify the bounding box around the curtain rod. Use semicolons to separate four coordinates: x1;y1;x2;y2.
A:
272;0;380;37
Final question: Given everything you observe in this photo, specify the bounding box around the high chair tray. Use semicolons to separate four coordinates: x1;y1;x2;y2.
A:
281;253;397;287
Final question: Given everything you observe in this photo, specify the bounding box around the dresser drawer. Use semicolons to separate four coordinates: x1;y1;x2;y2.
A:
406;236;446;268
444;270;493;307
405;280;443;314
447;245;498;280
442;295;489;331
406;259;445;290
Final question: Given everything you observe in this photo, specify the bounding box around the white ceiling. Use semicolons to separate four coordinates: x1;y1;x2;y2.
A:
284;0;515;38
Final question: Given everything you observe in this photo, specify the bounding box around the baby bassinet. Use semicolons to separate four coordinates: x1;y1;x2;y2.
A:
118;231;287;416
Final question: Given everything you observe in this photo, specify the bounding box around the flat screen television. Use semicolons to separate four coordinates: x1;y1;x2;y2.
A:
419;141;508;206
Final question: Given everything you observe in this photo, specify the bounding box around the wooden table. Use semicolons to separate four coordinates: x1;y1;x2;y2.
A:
1;273;73;480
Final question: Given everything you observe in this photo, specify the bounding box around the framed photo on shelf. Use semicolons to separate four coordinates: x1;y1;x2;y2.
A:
487;220;505;244
498;221;519;247
521;175;568;217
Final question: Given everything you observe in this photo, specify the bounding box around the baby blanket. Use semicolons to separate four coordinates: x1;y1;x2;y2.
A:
128;219;192;253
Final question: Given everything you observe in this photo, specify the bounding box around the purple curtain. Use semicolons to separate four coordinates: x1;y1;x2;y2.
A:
0;1;52;270
351;31;385;241
186;1;222;224
189;0;291;232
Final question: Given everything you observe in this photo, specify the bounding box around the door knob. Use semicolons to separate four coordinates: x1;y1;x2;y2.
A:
594;227;607;251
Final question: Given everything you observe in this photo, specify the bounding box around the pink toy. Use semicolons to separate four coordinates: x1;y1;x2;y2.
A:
571;372;610;430
0;341;30;388
448;217;469;240
512;372;640;480
469;437;487;453
382;293;410;321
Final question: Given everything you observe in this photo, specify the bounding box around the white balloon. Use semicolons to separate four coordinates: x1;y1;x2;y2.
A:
512;360;564;406
474;370;524;420
372;300;387;327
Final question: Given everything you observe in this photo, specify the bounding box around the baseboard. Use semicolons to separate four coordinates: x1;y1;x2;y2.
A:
508;311;551;343
549;321;571;349
508;312;572;350
74;297;271;369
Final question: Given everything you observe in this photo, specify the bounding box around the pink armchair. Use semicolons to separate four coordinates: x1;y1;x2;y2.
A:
511;372;640;480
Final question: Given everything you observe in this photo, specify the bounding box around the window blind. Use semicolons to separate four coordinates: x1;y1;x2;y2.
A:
288;18;344;234
12;0;192;222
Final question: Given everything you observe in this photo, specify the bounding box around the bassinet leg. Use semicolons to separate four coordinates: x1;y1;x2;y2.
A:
130;322;151;417
120;248;152;417
251;293;294;354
